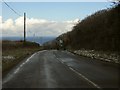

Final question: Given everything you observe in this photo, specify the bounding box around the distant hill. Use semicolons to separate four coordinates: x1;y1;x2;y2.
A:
45;4;120;52
2;40;40;50
2;36;56;45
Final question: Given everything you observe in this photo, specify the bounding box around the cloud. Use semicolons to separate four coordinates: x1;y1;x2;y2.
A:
0;16;2;36
1;16;79;37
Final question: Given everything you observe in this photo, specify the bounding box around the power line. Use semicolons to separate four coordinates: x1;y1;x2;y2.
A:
2;0;22;16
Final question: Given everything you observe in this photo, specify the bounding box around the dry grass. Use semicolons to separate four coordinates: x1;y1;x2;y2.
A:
2;40;42;75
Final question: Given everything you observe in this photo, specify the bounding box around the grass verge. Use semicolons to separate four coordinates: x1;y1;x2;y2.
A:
2;40;42;76
69;49;119;64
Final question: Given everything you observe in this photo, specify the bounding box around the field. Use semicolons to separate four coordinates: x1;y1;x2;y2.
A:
2;40;42;76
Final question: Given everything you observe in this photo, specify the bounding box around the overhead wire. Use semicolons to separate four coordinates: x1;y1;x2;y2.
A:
2;0;22;16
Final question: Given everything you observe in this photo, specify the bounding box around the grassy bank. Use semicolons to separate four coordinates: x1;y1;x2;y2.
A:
2;40;42;76
47;5;120;53
69;49;119;64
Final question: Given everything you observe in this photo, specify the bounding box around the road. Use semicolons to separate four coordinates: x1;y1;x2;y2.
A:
2;50;119;88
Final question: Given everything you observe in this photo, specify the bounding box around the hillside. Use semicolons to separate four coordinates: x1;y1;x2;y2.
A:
43;4;120;63
46;4;120;52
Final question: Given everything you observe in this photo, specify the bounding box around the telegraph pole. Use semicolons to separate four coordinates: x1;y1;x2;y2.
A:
24;12;26;42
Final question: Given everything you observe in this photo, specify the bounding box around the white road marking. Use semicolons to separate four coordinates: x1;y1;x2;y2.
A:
13;52;36;74
69;67;101;89
54;51;101;89
3;52;37;84
13;68;20;74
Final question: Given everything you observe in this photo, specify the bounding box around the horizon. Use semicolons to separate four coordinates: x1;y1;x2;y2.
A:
1;36;56;45
1;2;112;37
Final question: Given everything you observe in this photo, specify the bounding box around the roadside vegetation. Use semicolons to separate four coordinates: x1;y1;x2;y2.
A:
2;40;42;76
72;49;119;63
44;4;120;64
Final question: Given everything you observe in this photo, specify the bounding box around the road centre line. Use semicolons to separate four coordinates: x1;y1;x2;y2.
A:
55;53;101;89
69;67;101;89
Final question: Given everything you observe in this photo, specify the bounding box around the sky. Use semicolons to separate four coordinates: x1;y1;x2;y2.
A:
1;2;112;37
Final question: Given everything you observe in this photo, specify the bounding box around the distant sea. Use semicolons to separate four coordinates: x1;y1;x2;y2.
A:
1;36;56;45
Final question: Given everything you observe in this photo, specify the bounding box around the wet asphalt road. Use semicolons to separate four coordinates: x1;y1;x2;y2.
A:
2;50;119;88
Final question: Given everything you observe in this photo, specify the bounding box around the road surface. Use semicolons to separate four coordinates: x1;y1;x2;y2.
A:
2;50;119;88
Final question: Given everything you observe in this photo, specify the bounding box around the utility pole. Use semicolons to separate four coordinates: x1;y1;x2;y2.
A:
33;33;35;43
24;12;26;42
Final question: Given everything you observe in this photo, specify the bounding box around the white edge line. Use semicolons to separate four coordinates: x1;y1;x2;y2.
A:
13;52;36;74
3;52;37;84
